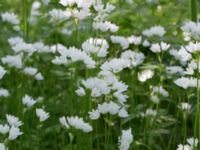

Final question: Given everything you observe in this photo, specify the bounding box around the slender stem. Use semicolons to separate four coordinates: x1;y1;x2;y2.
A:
190;0;198;22
196;59;200;147
183;115;187;144
22;0;27;38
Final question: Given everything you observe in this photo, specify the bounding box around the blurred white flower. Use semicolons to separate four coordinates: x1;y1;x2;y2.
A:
93;21;119;33
187;137;198;147
138;69;154;82
0;143;6;150
176;144;190;150
0;89;9;97
24;67;38;76
75;87;86;97
1;12;19;25
111;36;129;49
59;116;70;129
118;108;129;118
0;66;6;79
82;38;109;57
67;116;93;133
143;25;166;37
35;73;44;80
89;109;100;120
118;128;133;150
178;103;191;111
22;95;36;108
36;108;50;122
0;124;10;135
6;114;22;127
150;42;170;53
121;50;145;67
1;55;23;69
174;77;197;89
8;126;23;140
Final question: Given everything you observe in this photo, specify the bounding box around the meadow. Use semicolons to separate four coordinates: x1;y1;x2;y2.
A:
0;0;200;149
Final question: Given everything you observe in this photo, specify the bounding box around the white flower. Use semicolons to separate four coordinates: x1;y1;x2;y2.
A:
8;36;24;46
152;86;169;97
0;89;9;97
82;38;109;57
143;40;151;47
97;102;109;114
110;36;129;49
67;116;93;133
121;50;145;67
176;144;191;150
178;103;191;111
93;21;119;33
108;101;120;115
143;25;166;37
166;66;184;75
1;55;23;69
150;95;160;104
142;109;157;117
24;67;38;76
59;116;70;129
185;42;200;53
22;95;36;107
181;21;200;40
150;42;170;53
118;108;129;118
1;12;19;25
91;87;101;97
35;73;44;80
33;42;51;53
75;87;86;96
53;46;96;68
138;69;154;82
170;48;192;63
118;128;133;150
113;92;128;105
101;58;130;73
36;108;50;122
174;77;197;89
0;124;10;135
187;137;198;147
89;109;100;120
0;143;6;150
59;0;76;6
0;66;6;79
12;42;36;54
8;126;23;140
6;114;22;127
127;35;142;45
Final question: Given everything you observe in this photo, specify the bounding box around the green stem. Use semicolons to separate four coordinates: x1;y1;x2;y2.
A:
190;0;198;22
196;59;200;147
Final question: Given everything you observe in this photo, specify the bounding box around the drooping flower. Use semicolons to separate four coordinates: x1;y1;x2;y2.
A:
8;126;23;140
36;108;50;122
6;115;22;127
22;95;36;108
66;116;93;133
118;128;133;150
0;66;6;80
59;117;70;129
0;124;10;135
142;25;166;37
88;109;100;120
